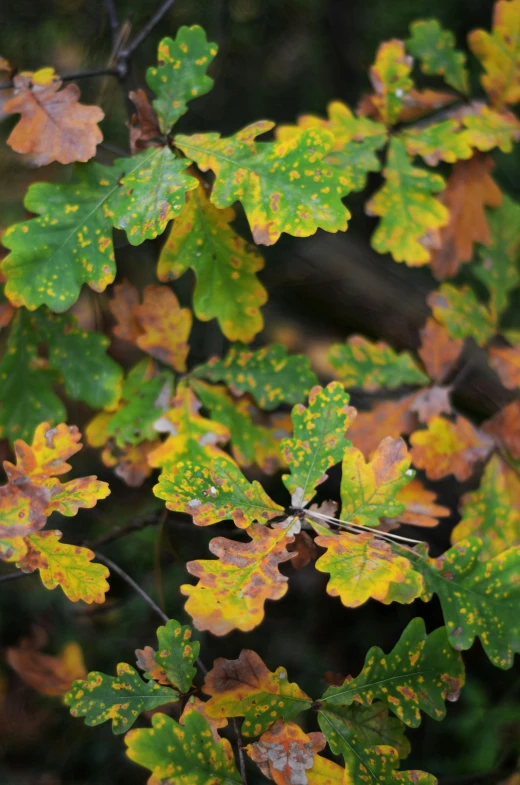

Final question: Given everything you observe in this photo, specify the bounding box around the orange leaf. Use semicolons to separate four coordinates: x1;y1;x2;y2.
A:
134;285;192;372
488;344;520;389
484;400;520;459
4;72;103;166
418;318;464;383
109;279;142;344
7;641;86;697
347;394;417;460
383;478;450;528
428;155;502;279
410;415;493;481
246;720;325;785
128;88;161;153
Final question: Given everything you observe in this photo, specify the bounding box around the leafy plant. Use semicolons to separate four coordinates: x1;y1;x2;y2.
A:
1;2;520;783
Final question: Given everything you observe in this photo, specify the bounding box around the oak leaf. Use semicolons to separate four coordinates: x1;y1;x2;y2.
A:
202;649;312;736
468;0;520;107
427;284;495;346
128;88;161;153
407;19;468;94
410;385;453;423
383;479;450;529
418;318;463;383
483;400;520;459
410;415;493;481
401;120;473;165
488;344;520;389
181;525;295;635
134;285;192;371
328;336;428;391
463;105;520;153
4;70;103;166
135;619;199;694
366;138;449;265
246;720;325;785
368;40;413;126
340;437;414;527
7;641;86;697
347;395;417;460
157;185;267;343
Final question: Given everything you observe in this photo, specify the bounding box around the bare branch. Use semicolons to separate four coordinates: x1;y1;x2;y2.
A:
0;67;120;91
232;719;248;785
94;551;169;624
121;0;176;59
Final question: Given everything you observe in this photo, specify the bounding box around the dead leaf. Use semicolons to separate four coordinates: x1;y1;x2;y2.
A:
109;279;142;344
347;394;417;460
483;400;520;459
410;415;493;481
488;345;520;389
410;385;453;423
428;155;502;279
288;531;318;569
246;720;326;785
6;641;86;697
418;318;464;383
128;88;162;153
383;478;450;528
4;70;104;166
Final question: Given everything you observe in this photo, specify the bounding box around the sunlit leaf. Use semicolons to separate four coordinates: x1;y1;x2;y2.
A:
246;720;325;785
133;285;192;372
468;0;520;107
463;105;520;153
384;478;450;529
203;649;312;736
347;394;417;461
401;120;473;166
368;40;413;126
410;415;493;481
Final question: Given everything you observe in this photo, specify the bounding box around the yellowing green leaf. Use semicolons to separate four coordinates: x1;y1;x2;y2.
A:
137;619;199;694
125;710;241;785
202;649;312;737
157;185;267;343
320;617;465;728
468;0;520;107
328;335;428;391
175;122;351;245
410;415;493;481
366;138;449;265
314;529;423;608
427;284;496;345
194;344;318;410
154;457;284;528
281;382;357;504
401;120;473;165
146;27;218;133
340;437;414;527
368;40;414;126
134;284;192;372
111;147;198;244
181;525;294;635
407;20;469;94
17;530;109;604
451;454;520;557
463;105;520;153
65;662;177;734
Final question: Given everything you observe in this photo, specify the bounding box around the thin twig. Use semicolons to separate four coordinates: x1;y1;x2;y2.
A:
232;719;248;785
121;0;176;59
94;551;169;624
104;0;121;46
0;570;31;584
85;512;161;548
0;67;120;91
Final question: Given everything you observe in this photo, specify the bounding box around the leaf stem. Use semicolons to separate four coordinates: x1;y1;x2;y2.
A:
232;719;248;785
0;67;121;91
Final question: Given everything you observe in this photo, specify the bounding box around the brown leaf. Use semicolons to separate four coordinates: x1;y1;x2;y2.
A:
109;279;142;344
484;400;520;459
135;645;170;685
6;641;86;697
347;394;417;460
383;478;450;528
4;70;104;166
418;318;464;383
410;415;493;481
488;345;520;389
410;385;453;423
428;155;502;279
288;531;318;569
128;88;162;153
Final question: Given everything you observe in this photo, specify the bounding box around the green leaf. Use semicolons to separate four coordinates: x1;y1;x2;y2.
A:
472;195;520;318
107;361;173;447
428;284;496;345
146;27;218;134
462;106;520;153
366;138;449;265
328;335;428;391
150;620;200;693
1;160;125;312
320;618;465;727
338;703;411;760
154;457;283;528
400;120;473;165
157;184;267;342
451;454;520;558
407;19;469;94
403;538;520;668
190;378;287;472
111;147;198;244
340;437;414;527
368;40;414;126
281;382;356;503
318;709;435;785
0;308;122;442
193;344;318;410
65;662;177;734
125;709;241;785
175;122;351;245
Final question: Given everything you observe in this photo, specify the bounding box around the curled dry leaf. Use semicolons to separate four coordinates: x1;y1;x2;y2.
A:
410;415;493;481
7;641;86;697
410;385;453;423
418;318;463;384
483;400;520;459
246;720;326;785
128;88;161;153
288;531;318;569
4;69;104;166
202;649;312;737
427;155;502;280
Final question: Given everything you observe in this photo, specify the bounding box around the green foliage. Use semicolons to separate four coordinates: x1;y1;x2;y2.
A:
407;19;469;94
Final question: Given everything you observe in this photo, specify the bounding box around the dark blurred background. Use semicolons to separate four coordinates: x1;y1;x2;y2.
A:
1;1;520;784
